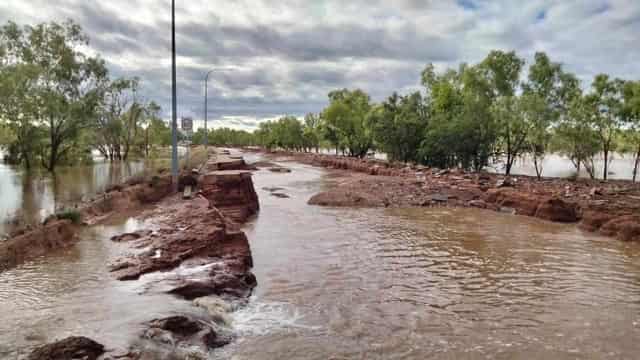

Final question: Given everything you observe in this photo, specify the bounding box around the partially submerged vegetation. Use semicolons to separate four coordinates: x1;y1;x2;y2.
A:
0;20;174;171
3;20;638;182
254;51;640;182
53;208;82;224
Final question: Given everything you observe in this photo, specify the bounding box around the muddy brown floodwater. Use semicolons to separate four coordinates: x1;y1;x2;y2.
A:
222;156;640;360
1;154;639;359
0;158;147;235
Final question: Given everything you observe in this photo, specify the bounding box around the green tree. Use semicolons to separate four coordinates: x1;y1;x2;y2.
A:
523;52;580;179
137;101;165;157
553;95;601;179
0;20;108;171
621;80;640;182
491;95;531;175
420;60;500;171
367;92;428;163
587;74;624;180
419;64;465;168
302;113;321;152
322;89;373;157
95;77;144;161
521;93;551;179
0;62;43;168
255;116;305;151
479;50;525;98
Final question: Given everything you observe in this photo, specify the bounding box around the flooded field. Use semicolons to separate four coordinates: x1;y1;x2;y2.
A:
0;159;147;235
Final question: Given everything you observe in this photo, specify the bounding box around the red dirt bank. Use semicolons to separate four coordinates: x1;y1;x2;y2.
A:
264;151;640;243
103;154;259;358
24;151;260;359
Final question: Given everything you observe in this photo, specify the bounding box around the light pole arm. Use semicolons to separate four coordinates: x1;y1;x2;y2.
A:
203;68;232;148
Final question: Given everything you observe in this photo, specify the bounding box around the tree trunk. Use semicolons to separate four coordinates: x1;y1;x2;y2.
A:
505;154;513;176
20;140;31;169
145;129;150;157
585;159;596;179
123;142;129;161
533;155;543;180
47;135;59;172
603;148;609;181
47;119;58;172
633;146;640;183
23;152;31;169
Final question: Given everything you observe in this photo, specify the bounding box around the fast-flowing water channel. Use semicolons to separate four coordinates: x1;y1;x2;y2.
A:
0;155;639;359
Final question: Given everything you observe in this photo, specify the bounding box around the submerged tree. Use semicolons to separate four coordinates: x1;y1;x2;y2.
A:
0;20;108;171
491;95;530;176
136;101;165;157
419;54;512;171
0;61;43;168
587;74;624;180
553;95;601;179
523;52;580;179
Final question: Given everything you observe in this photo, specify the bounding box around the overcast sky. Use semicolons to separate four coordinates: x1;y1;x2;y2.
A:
2;0;639;130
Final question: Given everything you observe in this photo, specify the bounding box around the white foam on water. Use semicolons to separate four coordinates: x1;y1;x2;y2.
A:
229;298;319;336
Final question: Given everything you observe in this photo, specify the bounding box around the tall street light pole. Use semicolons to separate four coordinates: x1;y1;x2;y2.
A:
203;69;214;148
203;68;232;148
171;0;178;189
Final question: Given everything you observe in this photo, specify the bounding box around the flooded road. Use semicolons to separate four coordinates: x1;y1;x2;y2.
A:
224;158;640;359
1;155;639;359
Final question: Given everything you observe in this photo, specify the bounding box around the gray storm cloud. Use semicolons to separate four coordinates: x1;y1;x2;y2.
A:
2;0;638;130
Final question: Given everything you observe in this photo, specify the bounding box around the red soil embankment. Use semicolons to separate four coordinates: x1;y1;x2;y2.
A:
0;219;77;271
0;173;174;272
26;151;261;359
263;151;640;243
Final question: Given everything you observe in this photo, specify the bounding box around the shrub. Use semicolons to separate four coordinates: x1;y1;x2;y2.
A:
55;209;82;224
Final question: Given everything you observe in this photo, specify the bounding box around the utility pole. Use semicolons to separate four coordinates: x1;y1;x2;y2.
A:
204;70;212;148
171;0;178;189
203;68;232;149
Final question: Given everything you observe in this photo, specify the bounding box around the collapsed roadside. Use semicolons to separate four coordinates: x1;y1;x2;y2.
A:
15;150;261;360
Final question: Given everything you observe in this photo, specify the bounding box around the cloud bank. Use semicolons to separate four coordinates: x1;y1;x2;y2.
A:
2;0;639;129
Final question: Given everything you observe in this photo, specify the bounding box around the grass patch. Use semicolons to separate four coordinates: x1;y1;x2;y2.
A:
55;208;82;224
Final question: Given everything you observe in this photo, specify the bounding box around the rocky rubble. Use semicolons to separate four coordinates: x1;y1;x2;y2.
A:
199;170;259;223
27;336;104;360
103;154;259;358
27;151;261;359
